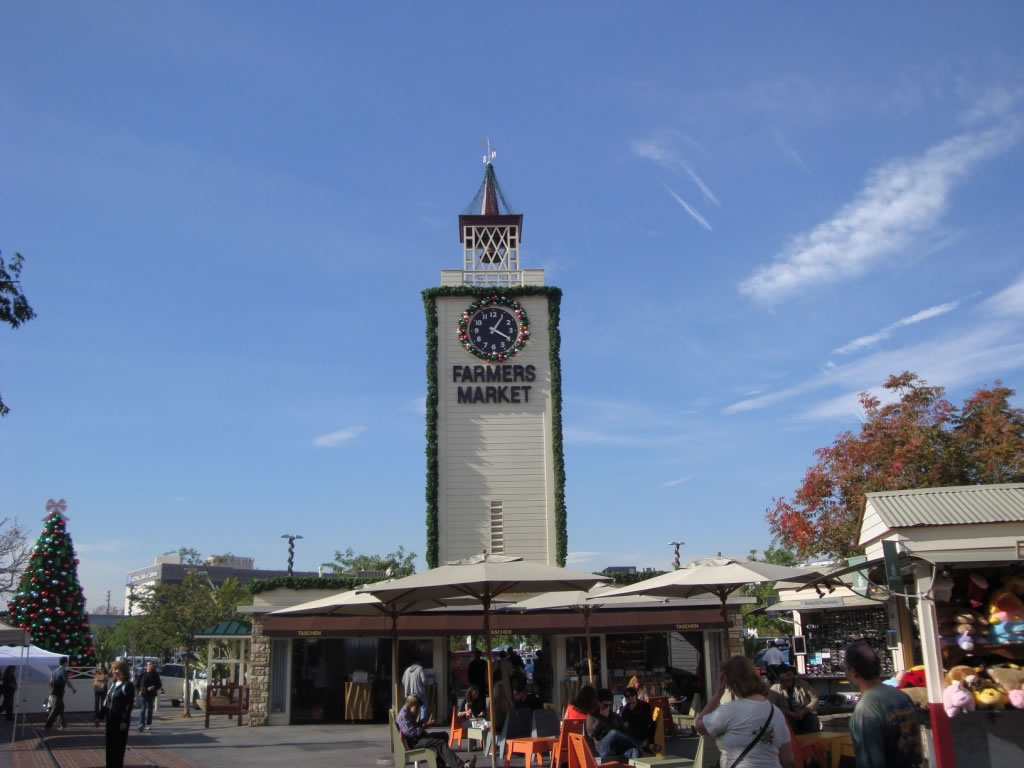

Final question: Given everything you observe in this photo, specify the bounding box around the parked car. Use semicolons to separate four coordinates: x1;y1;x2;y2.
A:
158;664;208;708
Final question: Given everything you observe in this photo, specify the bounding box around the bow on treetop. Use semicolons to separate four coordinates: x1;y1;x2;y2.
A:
45;499;68;520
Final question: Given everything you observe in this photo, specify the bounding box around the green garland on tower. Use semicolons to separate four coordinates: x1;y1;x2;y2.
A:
421;285;566;568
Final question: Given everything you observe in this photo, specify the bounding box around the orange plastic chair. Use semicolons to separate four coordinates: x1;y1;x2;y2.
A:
650;705;665;755
448;705;468;750
787;721;826;768
567;731;629;768
645;695;675;737
550;718;584;768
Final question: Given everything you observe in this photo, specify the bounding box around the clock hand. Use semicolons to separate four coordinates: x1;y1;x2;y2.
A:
490;324;511;341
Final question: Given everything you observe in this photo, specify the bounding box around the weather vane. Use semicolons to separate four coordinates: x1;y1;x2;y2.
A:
480;137;497;165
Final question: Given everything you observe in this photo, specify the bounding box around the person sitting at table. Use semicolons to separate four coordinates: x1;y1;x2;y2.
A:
397;694;476;768
512;680;542;710
586;688;645;760
565;684;598;720
660;673;684;713
627;675;649;701
618;686;656;754
767;664;820;734
458;685;487;719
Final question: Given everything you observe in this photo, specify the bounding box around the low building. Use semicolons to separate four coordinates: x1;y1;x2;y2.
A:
125;554;318;615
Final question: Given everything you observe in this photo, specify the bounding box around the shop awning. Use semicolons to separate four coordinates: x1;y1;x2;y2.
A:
762;594;886;612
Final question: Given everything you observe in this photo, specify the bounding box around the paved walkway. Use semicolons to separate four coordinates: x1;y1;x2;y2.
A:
0;710;456;768
1;711;701;768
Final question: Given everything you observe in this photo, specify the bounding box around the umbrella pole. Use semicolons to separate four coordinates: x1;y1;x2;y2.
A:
720;593;732;657
391;613;400;714
584;608;594;684
483;596;496;767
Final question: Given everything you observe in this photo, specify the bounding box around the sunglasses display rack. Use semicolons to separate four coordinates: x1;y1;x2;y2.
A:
801;607;894;678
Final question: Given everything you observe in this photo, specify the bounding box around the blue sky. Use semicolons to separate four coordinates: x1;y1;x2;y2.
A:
3;2;1023;612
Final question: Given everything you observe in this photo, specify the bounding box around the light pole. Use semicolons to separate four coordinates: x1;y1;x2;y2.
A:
668;541;685;570
281;534;303;576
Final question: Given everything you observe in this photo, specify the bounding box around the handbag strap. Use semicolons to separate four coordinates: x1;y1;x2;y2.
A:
729;702;774;768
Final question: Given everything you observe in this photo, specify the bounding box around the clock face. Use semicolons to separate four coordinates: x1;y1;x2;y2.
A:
457;297;530;361
467;307;519;356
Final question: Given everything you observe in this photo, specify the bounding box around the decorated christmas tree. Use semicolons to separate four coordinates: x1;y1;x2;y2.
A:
7;499;95;665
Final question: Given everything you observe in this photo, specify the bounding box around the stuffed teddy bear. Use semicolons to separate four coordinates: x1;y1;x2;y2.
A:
902;687;929;708
985;664;1024;692
943;681;975;717
945;665;979;687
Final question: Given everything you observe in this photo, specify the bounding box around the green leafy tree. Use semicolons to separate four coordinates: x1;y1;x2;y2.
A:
322;546;417;577
135;574;222;718
1;251;36;417
768;372;1024;559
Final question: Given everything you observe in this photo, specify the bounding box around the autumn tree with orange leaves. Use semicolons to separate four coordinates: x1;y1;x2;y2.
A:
768;372;1024;559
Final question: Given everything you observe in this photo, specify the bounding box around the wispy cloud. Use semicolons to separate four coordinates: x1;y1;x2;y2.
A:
739;120;1022;304
565;551;603;567
408;396;427;416
724;317;1024;418
632;130;720;207
961;85;1024;124
832;300;960;355
663;185;712;231
663;476;692;488
312;426;366;448
982;273;1024;317
772;129;809;172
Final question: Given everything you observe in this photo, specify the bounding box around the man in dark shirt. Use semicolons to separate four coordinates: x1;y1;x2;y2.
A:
512;680;542;710
467;649;488;694
136;661;162;732
845;642;922;768
619;687;656;753
44;656;77;730
586;688;644;760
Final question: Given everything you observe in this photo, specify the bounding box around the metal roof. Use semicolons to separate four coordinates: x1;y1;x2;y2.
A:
196;619;251;638
865;483;1024;528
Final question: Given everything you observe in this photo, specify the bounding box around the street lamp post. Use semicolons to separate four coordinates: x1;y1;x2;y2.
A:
281;534;303;576
668;540;685;570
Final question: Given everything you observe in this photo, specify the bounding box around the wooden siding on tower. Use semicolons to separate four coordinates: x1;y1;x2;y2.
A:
436;295;556;565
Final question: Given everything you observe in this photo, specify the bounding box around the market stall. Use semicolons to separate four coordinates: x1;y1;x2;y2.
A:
858;483;1024;768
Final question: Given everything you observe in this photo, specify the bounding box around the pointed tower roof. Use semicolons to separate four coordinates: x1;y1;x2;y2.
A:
459;163;523;242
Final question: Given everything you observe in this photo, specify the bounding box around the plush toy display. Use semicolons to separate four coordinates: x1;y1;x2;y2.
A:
1008;689;1024;709
943;681;976;717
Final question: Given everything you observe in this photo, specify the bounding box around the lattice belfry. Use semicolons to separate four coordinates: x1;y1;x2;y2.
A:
462;223;521;286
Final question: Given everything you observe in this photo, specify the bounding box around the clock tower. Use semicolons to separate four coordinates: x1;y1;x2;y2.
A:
423;159;566;568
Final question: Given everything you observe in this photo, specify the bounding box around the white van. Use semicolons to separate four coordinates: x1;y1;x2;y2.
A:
158;664;208;708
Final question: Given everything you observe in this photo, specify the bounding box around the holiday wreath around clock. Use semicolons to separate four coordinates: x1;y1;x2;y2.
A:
457;295;530;361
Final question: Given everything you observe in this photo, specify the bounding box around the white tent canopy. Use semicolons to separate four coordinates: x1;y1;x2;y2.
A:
0;644;64;666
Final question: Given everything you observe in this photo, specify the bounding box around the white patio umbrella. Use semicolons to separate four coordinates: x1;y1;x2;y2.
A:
510;585;670;683
356;552;611;763
598;556;819;656
272;589;461;712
